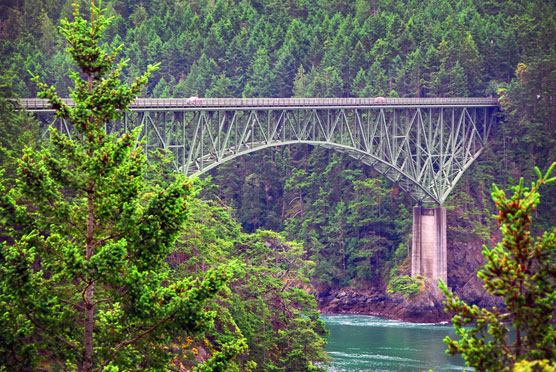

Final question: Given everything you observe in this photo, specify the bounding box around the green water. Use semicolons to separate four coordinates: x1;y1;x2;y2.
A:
321;314;472;372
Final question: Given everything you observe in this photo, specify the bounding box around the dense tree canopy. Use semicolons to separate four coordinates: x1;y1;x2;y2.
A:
1;0;555;325
2;0;554;100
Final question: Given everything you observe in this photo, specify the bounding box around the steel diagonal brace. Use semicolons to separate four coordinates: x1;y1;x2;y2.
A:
184;114;204;175
328;110;344;143
202;113;222;160
236;111;254;152
392;109;415;169
354;110;370;152
268;110;282;141
219;112;237;159
299;110;315;140
145;113;167;149
311;110;326;141
25;98;497;205
340;109;358;150
285;111;300;141
313;111;329;142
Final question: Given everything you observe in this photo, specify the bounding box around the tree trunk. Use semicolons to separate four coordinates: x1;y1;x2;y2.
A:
83;73;95;372
83;186;95;372
299;189;304;222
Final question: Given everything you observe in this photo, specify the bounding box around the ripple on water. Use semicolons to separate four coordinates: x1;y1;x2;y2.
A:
328;351;417;363
321;314;473;372
322;314;450;329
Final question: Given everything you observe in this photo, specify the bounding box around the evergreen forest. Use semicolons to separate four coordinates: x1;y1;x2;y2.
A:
1;0;556;371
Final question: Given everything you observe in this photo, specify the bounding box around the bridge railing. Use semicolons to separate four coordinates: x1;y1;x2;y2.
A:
18;97;499;111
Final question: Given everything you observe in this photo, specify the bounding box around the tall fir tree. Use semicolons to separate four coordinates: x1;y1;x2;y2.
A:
0;1;243;371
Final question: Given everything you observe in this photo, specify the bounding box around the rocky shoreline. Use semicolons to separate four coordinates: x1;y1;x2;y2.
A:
316;242;504;323
316;283;450;323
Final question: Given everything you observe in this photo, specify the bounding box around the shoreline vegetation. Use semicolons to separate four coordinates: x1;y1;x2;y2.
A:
1;0;555;370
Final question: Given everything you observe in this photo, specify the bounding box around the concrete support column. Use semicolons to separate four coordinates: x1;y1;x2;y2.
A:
411;206;447;285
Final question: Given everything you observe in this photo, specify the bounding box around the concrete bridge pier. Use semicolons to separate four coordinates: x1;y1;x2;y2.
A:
411;206;447;285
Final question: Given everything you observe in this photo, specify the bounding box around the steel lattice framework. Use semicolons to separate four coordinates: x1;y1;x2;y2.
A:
21;97;498;205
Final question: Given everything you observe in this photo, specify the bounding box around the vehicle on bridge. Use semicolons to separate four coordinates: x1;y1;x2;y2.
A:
186;96;202;103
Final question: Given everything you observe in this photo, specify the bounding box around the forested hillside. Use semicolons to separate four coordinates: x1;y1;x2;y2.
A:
1;0;555;304
3;0;554;99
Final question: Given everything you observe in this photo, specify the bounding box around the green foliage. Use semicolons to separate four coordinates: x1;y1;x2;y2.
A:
192;338;250;372
0;71;39;181
497;55;556;230
2;0;556;334
5;0;556;100
445;168;496;244
387;275;423;298
171;197;329;372
441;163;556;371
206;145;412;288
0;2;234;371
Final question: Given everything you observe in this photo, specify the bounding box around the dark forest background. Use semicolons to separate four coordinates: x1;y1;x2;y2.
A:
1;0;555;289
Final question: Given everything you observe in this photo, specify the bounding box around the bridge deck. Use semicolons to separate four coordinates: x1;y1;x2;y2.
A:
19;97;499;111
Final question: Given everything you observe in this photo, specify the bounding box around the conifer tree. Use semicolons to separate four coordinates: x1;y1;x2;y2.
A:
0;1;236;371
0;72;39;180
441;163;556;371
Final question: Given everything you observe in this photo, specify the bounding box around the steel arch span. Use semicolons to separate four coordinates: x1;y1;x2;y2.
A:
22;97;498;205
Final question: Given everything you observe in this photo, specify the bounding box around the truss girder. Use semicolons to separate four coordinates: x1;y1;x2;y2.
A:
31;105;496;205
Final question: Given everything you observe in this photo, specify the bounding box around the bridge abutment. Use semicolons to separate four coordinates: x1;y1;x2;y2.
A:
411;206;447;285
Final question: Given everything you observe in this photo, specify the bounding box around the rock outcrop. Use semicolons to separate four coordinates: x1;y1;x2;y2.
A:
316;280;449;323
316;241;504;323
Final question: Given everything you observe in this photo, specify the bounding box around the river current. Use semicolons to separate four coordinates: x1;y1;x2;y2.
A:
321;314;472;372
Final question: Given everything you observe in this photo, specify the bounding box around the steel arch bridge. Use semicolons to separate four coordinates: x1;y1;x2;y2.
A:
21;97;498;206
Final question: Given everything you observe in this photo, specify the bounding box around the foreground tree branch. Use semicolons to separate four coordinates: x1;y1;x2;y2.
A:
441;163;556;371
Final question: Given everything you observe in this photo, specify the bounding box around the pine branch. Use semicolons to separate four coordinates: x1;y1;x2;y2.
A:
59;298;85;312
101;316;172;368
24;310;79;350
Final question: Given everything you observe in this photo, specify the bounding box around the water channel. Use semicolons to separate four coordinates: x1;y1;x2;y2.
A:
321;314;472;372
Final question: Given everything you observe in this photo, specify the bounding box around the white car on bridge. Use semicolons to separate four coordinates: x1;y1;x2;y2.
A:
186;96;201;103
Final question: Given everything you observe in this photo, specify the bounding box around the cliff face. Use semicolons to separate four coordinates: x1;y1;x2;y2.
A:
317;240;504;323
447;241;504;309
